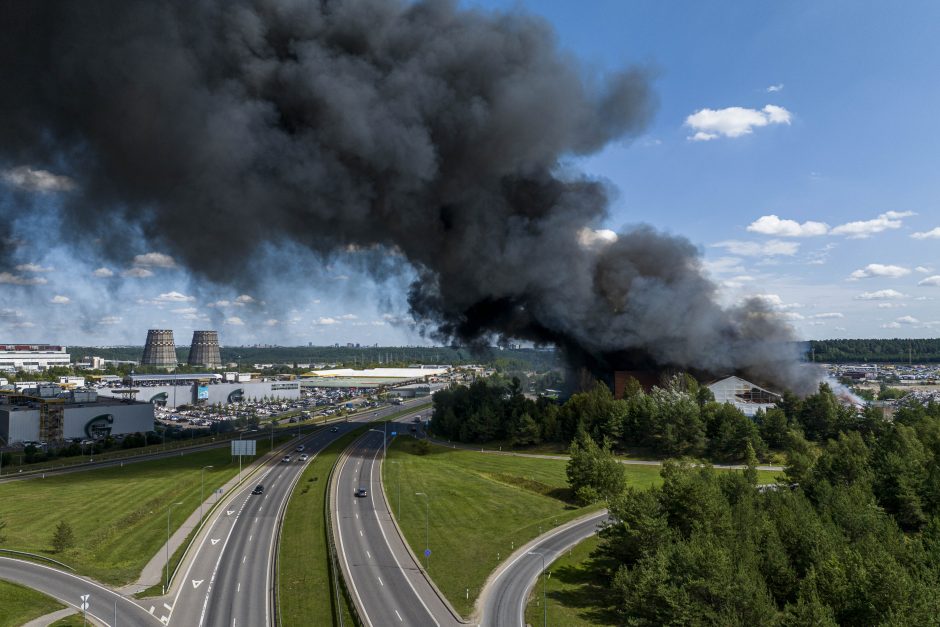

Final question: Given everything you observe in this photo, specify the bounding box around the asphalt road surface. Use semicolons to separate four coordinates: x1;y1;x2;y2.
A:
480;510;609;627
166;398;431;627
333;425;462;627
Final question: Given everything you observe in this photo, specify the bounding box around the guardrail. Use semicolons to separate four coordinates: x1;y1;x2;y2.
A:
0;548;75;571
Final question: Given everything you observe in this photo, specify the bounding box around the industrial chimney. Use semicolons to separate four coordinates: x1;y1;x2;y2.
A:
188;330;222;369
141;329;177;369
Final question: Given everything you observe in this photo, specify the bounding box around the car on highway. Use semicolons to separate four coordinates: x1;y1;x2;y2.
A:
252;484;264;495
282;455;292;463
355;487;368;497
299;453;309;461
330;426;339;432
296;445;305;452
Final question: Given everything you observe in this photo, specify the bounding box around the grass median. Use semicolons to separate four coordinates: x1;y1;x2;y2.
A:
384;438;783;618
0;434;291;585
0;578;67;627
277;428;366;627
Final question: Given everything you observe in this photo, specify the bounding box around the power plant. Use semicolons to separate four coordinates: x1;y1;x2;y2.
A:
140;329;177;368
188;330;222;368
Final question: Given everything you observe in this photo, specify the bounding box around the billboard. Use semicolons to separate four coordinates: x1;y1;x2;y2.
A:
231;439;256;456
197;385;209;400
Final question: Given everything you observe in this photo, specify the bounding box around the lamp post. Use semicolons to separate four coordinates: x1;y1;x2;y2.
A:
416;492;429;570
164;501;183;594
528;551;546;627
200;466;214;520
368;426;386;459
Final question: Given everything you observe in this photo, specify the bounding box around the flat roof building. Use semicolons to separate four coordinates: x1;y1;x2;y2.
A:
0;344;71;372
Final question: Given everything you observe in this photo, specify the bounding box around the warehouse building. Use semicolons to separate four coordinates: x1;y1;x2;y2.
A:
96;374;300;408
706;376;781;417
0;344;71;372
0;386;155;444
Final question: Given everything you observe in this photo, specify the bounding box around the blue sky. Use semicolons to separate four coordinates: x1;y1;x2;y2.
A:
1;1;938;346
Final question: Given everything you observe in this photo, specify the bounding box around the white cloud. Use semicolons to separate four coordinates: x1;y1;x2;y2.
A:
779;311;805;321
912;227;940;240
1;166;75;192
919;275;940;287
896;316;919;325
171;307;198;315
93;267;115;278
132;252;177;268
339;314;359;320
810;312;844;319
685;104;792;141
916;266;932;273
849;264;911;280
99;316;122;325
235;294;255;304
877;302;906;309
578;228;618;248
15;263;54;273
50;295;71;304
0;272;47;285
703;257;746;275
224;316;245;326
264;319;279;326
746;215;829;237
881;322;901;329
315;317;339;325
831;211;916;239
712;240;799;257
154;291;195;303
856;289;907;300
766;84;785;93
122;267;154;278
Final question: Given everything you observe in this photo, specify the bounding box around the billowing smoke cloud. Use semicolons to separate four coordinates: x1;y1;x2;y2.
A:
0;0;814;392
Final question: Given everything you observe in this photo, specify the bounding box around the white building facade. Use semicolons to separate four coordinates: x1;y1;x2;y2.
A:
0;344;71;372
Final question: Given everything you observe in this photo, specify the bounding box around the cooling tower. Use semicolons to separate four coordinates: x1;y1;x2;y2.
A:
141;329;177;368
188;330;222;368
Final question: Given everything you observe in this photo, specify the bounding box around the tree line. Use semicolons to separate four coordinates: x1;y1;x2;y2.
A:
809;338;940;363
430;374;865;462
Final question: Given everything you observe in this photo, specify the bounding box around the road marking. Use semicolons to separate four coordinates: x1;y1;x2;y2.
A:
395;610;403;622
237;582;241;592
259;506;263;511
355;513;359;519
192;579;204;589
255;517;258;522
227;510;235;515
164;602;173;611
210;538;220;545
366;550;371;559
249;534;253;542
149;606;155;615
360;529;363;537
378;576;384;586
242;555;246;564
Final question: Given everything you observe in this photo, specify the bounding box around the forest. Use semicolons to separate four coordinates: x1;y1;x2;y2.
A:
809;338;940;363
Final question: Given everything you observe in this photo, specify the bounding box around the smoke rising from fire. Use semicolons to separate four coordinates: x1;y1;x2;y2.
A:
0;0;814;391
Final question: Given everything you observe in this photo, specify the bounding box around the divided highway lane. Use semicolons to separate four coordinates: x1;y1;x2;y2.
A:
0;557;160;626
168;399;430;627
480;510;609;627
334;426;461;627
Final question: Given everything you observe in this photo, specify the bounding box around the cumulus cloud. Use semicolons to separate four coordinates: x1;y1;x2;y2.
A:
916;266;932;273
315;317;339;325
224;316;244;326
50;295;70;304
154;291;195;303
766;84;784;93
703;257;746;275
747;215;829;237
171;307;198;314
809;312;844;319
121;267;154;278
712;240;799;257
132;252;177;268
857;289;907;300
15;263;54;273
849;264;911;280
685;104;792;141
831;211;916;239
912;227;940;240
877;302;906;309
750;294;803;311
92;267;115;278
264;319;279;326
1;165;75;192
896;316;919;325
0;272;47;285
234;294;255;304
99;315;122;325
339;314;359;320
919;275;940;287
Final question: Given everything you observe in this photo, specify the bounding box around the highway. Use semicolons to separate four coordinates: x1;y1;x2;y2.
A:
333;422;462;627
479;510;609;626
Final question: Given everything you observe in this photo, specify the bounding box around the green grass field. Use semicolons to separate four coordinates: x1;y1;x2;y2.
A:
0;435;290;585
384;439;782;618
0;579;66;627
277;428;365;627
523;534;620;626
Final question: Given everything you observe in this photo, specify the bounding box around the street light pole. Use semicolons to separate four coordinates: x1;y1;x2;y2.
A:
528;551;547;627
164;501;183;594
416;492;429;570
200;465;214;520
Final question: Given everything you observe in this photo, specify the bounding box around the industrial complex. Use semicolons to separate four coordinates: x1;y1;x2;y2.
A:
0;344;71;372
97;373;301;408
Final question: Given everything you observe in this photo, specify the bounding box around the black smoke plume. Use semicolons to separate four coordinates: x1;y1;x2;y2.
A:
0;0;814;392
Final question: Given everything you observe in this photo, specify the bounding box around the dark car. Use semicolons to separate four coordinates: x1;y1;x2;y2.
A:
252;485;264;495
355;487;368;498
330;426;339;432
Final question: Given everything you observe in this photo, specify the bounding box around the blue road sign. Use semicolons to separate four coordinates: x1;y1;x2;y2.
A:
391;431;397;436
424;548;432;557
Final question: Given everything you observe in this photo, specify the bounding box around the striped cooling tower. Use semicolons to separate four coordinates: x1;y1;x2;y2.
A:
188;330;222;368
141;329;177;368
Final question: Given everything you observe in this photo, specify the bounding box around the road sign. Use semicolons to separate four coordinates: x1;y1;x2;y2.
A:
231;440;256;456
424;548;432;557
391;431;397;436
80;593;89;611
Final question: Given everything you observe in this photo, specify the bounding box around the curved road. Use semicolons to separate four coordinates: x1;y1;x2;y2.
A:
479;510;608;626
333;424;461;627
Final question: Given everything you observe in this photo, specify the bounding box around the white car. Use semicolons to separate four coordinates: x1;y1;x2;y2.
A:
299;453;309;461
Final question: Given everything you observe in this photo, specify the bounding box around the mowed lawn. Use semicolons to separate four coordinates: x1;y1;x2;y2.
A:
384;439;784;618
0;578;66;627
0;437;286;585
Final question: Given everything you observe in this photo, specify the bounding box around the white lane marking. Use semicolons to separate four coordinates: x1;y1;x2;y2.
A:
259;506;263;511
360;529;363;537
192;579;204;589
255;517;258;523
164;602;173;611
335;443;373;627
210;538;220;545
395;610;404;622
237;582;241;592
378;576;384;586
366;550;371;559
242;555;246;563
249;535;253;542
355;513;359;519
149;606;156;615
